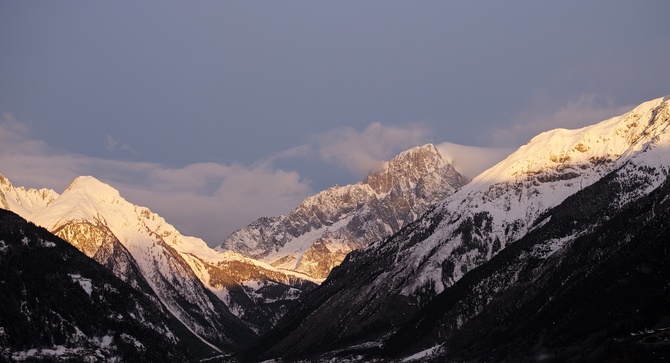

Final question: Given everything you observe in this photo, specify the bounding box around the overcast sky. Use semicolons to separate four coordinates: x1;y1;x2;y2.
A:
1;1;669;245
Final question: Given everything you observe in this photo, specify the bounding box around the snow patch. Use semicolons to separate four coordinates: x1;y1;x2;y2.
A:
10;346;96;361
263;216;354;270
120;333;145;351
100;335;114;348
69;274;93;296
0;240;8;253
402;344;444;362
40;238;56;248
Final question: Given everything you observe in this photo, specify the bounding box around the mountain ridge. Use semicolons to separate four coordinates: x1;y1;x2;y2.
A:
28;175;257;351
0;174;57;220
253;95;670;360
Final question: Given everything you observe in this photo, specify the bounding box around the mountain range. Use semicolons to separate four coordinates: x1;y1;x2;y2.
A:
251;96;670;361
1;95;669;361
0;139;469;360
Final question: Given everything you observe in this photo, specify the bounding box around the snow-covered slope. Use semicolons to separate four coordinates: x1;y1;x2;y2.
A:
384;161;670;362
256;96;670;359
0;174;57;219
0;172;317;336
411;96;670;293
29;176;256;351
219;144;469;278
0;209;194;362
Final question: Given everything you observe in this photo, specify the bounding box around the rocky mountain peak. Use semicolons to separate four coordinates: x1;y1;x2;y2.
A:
364;143;448;194
0;173;12;189
220;143;469;278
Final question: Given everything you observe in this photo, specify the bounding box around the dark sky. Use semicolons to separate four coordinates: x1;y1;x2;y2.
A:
1;1;669;245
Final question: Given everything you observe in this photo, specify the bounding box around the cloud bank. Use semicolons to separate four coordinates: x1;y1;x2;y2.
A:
310;121;432;177
0;115;436;245
0;112;313;245
436;142;513;180
2;97;640;246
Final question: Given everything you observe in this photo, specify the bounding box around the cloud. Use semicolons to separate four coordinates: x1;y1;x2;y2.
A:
117;163;312;245
0;116;444;245
0;112;31;140
105;134;120;151
0;113;312;245
436;142;514;180
257;144;312;167
0;112;50;156
105;134;134;153
309;121;432;177
489;94;635;147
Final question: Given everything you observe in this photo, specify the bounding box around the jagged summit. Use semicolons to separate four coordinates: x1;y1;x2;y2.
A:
219;143;469;278
0;172;58;219
364;143;450;193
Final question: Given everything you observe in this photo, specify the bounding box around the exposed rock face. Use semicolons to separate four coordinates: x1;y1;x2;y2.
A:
219;144;469;278
186;252;317;333
52;221;157;297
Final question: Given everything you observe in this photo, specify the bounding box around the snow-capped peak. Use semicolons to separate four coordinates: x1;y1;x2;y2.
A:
464;96;669;193
364;144;449;194
259;96;670;359
7;172;315;337
65;175;120;196
31;176;128;231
